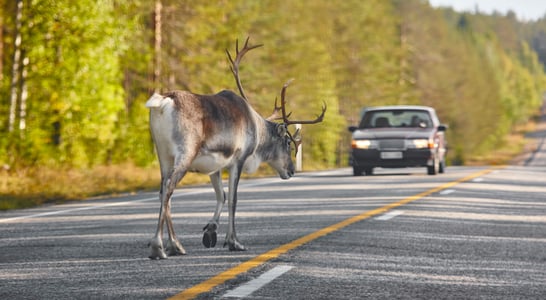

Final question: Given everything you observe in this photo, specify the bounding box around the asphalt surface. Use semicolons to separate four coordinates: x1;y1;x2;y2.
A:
1;162;545;299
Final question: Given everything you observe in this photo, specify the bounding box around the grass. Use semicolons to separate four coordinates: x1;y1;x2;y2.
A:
465;122;538;166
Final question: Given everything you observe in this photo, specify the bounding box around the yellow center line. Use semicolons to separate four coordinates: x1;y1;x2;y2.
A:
170;167;501;300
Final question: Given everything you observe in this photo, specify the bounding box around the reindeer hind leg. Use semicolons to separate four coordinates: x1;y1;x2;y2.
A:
149;177;169;259
164;167;188;256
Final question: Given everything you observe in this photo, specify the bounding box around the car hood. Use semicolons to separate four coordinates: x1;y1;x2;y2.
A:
352;128;433;140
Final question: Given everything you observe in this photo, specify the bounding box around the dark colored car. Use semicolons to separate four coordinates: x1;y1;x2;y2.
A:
348;105;447;176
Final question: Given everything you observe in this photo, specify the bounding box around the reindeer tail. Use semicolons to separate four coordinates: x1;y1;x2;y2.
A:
146;93;166;108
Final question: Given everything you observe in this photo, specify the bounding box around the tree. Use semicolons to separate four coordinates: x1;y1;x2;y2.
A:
2;0;132;166
394;0;505;162
8;0;22;134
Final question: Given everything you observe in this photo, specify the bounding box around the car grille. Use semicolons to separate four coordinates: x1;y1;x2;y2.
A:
379;139;405;150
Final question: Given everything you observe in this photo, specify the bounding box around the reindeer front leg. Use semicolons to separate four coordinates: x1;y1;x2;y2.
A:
224;165;246;251
149;178;169;259
203;171;226;248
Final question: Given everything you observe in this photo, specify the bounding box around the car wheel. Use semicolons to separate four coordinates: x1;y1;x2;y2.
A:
439;160;445;174
353;167;363;176
364;168;374;176
427;159;438;175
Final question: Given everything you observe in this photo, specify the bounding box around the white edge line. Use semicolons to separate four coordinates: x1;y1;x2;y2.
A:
439;189;456;195
0;197;156;223
222;265;294;298
0;178;285;223
375;210;404;221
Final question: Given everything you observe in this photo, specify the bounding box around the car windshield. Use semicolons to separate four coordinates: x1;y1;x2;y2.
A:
359;109;433;129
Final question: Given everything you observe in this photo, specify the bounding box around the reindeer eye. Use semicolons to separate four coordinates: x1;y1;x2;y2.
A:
285;137;291;149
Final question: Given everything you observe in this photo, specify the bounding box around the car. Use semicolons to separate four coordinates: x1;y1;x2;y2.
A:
348;105;447;176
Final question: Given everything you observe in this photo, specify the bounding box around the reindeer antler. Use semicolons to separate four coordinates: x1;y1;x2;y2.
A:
270;79;327;156
226;38;326;157
226;37;263;101
277;80;327;125
266;79;293;121
265;99;283;121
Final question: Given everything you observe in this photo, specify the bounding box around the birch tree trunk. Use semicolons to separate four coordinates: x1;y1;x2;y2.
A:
0;13;4;83
20;55;29;134
153;0;162;92
8;0;23;133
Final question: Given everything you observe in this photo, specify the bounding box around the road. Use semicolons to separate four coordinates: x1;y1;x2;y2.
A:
1;161;545;299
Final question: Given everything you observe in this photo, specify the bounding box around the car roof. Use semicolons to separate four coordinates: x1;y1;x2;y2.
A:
362;105;435;112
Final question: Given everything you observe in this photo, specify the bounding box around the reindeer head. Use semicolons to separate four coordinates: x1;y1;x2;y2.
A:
227;38;326;178
261;122;296;179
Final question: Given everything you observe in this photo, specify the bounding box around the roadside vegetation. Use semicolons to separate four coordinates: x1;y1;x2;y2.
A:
1;0;546;210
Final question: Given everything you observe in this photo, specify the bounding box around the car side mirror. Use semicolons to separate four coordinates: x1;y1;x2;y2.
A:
437;124;448;132
348;126;358;132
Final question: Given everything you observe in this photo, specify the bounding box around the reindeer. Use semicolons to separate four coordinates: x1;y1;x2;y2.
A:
145;38;326;259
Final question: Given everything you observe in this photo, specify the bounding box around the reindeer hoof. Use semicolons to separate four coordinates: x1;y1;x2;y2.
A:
203;230;217;248
149;247;168;260
229;244;247;251
149;238;168;259
166;240;186;256
224;240;247;251
167;249;185;256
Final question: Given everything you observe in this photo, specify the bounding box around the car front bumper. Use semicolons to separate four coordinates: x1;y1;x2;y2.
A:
349;148;434;168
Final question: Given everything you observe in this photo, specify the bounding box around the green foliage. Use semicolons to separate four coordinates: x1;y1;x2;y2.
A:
394;0;545;163
2;0;132;167
1;0;545;174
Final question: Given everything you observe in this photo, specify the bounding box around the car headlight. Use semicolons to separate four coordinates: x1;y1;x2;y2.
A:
352;139;377;149
408;139;431;149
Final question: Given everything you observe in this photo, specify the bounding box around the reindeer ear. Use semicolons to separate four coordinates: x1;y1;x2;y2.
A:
276;124;287;136
292;128;301;142
292;128;302;155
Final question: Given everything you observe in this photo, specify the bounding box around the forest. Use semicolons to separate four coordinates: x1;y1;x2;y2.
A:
1;0;546;208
